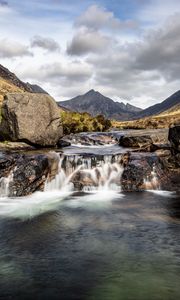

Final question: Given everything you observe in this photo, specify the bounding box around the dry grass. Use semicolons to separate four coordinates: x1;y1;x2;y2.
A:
0;77;25;106
112;108;180;129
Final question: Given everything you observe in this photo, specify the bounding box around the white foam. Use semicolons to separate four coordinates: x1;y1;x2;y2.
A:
0;190;72;220
147;190;176;197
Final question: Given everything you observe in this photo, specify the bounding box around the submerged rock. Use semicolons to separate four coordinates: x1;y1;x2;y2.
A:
0;93;63;147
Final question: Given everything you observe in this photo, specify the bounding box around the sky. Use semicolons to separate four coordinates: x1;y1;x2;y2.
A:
0;0;180;108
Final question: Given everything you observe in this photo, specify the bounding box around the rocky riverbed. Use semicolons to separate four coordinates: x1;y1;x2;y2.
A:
0;127;179;197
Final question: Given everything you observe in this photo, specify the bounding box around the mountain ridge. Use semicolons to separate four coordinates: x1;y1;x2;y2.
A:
0;64;48;105
59;89;142;121
135;90;180;119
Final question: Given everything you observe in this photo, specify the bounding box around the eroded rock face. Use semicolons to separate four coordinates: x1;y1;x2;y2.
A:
0;93;63;147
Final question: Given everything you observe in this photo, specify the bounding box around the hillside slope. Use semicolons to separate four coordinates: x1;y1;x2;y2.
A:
113;103;180;129
0;64;47;105
136;90;180;118
59;89;142;121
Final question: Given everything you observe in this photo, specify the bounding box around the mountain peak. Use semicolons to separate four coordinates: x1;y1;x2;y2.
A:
86;89;97;95
59;89;142;121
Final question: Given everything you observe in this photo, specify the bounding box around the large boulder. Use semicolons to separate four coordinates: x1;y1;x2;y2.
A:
0;93;63;147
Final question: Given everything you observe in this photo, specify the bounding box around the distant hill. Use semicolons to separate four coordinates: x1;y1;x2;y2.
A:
136;90;180;119
113;101;180;129
58;89;142;121
0;64;48;105
26;83;48;94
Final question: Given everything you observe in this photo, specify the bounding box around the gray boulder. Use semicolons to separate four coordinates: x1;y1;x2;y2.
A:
0;93;63;147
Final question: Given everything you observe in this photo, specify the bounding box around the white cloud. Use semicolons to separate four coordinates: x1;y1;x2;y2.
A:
0;39;32;58
1;0;180;108
67;28;112;55
31;35;60;52
75;4;138;31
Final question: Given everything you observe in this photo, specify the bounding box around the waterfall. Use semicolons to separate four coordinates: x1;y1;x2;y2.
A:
144;165;161;190
0;171;14;197
45;153;123;193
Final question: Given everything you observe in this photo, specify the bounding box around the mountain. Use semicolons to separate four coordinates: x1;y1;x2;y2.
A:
136;90;180;119
0;64;48;105
26;83;48;94
58;89;142;120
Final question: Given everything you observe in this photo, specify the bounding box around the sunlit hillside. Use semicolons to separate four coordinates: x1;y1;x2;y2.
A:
0;78;25;106
112;104;180;129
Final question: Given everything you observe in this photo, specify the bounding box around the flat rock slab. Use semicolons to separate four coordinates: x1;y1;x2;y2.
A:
0;142;35;151
114;129;169;144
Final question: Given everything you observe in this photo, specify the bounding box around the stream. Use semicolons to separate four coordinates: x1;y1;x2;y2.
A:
0;131;179;299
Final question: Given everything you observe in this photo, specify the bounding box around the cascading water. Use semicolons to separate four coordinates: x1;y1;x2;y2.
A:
45;153;124;193
144;165;161;190
0;171;14;197
0;152;124;219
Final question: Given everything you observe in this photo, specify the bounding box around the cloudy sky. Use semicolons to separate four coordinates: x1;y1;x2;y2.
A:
0;0;180;108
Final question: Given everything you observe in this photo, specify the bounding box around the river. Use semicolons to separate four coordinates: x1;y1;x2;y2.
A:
0;133;179;299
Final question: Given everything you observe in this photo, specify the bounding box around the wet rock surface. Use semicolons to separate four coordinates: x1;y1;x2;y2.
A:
0;127;179;196
9;154;49;197
63;132;116;146
57;139;71;147
0;153;50;197
121;152;170;192
0;154;15;178
168;125;180;153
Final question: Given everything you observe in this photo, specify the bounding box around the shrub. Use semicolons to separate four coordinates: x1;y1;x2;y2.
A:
61;111;112;134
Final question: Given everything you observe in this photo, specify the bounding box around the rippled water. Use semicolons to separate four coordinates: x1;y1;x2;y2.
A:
0;190;180;300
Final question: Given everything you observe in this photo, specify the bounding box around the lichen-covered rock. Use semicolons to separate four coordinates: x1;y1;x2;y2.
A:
0;93;63;147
